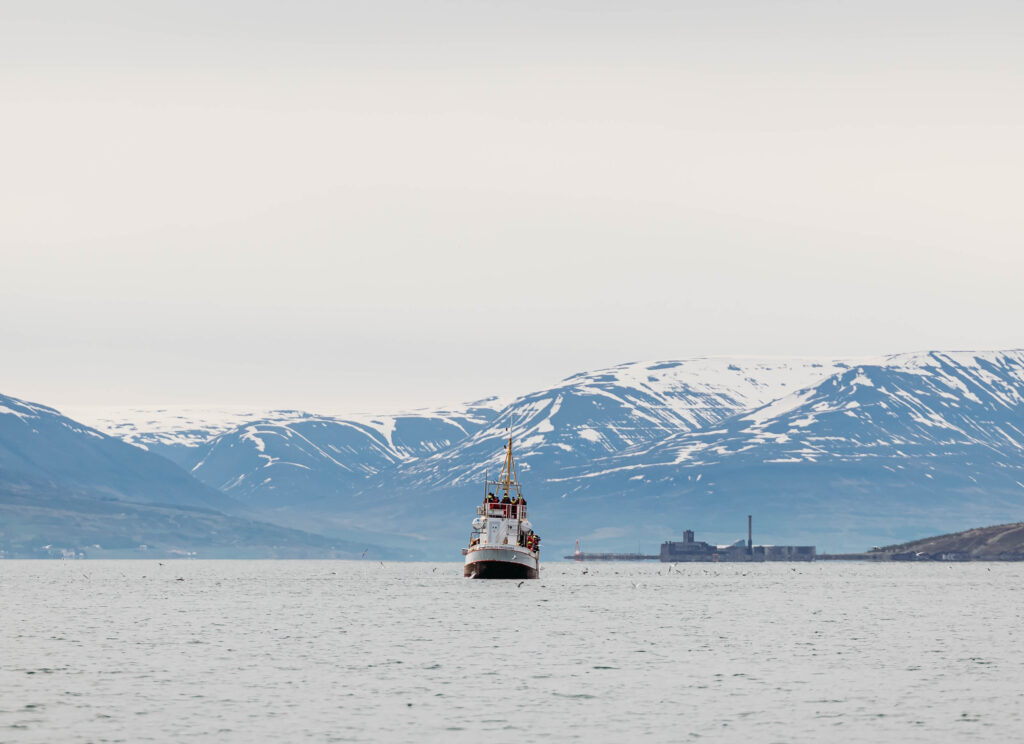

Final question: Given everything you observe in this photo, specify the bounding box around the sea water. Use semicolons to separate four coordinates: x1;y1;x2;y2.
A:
2;560;1022;742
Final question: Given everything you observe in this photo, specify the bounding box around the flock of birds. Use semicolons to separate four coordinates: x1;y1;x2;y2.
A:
77;559;813;585
72;556;990;587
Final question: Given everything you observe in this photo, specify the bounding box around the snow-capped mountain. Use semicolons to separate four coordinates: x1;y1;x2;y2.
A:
307;357;859;546
58;351;1024;556
382;357;853;491
542;350;1024;552
76;358;847;515
183;402;502;509
579;350;1024;478
60;406;289;467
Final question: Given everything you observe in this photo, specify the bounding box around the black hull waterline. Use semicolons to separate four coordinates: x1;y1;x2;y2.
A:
464;560;539;580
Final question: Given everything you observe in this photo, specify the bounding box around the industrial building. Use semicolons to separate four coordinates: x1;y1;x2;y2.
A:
658;516;816;562
564;516;816;562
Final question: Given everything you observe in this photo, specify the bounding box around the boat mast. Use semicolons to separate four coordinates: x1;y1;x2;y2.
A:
500;415;522;500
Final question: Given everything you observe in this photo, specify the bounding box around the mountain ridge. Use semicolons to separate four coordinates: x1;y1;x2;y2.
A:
0;393;398;558
20;349;1024;558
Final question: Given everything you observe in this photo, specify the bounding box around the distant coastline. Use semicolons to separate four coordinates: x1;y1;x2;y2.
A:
819;522;1024;561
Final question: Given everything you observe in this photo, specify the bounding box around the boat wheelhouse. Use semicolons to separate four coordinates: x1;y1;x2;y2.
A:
462;434;540;579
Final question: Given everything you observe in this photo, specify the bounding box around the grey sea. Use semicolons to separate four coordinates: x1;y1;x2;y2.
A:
2;561;1022;743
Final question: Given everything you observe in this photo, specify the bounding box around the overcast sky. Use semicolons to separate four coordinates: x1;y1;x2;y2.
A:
2;1;1022;412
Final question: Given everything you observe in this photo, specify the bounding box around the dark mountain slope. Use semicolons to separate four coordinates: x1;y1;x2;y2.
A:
0;475;388;558
0;393;242;514
0;393;401;558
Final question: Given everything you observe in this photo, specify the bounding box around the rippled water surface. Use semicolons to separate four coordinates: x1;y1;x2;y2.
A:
2;561;1023;742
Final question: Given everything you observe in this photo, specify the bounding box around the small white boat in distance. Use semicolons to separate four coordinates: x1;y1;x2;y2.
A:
463;434;540;579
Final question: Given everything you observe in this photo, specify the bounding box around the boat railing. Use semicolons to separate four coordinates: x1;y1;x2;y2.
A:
483;503;527;519
468;526;539;553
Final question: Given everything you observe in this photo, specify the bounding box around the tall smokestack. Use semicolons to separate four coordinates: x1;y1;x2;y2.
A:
747;515;752;552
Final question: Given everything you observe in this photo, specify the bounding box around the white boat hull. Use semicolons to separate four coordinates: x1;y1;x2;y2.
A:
464;546;539;579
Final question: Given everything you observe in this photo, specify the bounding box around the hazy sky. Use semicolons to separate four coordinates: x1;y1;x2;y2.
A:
3;1;1023;412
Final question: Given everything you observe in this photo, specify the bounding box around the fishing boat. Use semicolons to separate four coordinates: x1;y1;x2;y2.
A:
462;434;540;579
